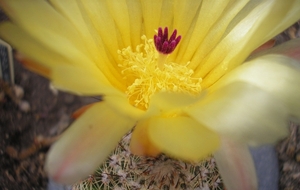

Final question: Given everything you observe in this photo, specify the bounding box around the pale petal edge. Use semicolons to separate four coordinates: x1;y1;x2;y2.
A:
45;102;136;185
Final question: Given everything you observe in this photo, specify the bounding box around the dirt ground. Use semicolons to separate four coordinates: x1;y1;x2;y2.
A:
0;10;300;190
0;58;98;189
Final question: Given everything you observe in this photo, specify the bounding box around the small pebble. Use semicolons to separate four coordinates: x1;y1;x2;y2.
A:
6;146;18;158
39;153;45;160
292;172;300;179
49;84;58;96
13;85;24;99
49;113;70;135
283;162;293;172
18;100;30;112
286;144;296;157
21;73;29;82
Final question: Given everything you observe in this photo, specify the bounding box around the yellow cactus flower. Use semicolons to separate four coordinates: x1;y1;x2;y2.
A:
1;0;300;189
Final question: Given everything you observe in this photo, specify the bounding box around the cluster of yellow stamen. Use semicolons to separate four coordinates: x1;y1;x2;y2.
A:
118;35;202;109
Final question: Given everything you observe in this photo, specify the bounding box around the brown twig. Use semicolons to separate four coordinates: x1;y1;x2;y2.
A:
6;135;60;160
0;77;19;105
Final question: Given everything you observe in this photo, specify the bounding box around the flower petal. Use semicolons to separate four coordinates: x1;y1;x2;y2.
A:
45;102;136;185
250;39;275;55
172;0;202;36
177;0;248;64
212;54;300;120
49;0;126;90
48;0;108;60
15;53;51;78
130;120;161;157
0;0;82;48
0;2;125;91
104;92;145;120
0;22;115;87
140;0;163;38
214;138;257;190
196;0;300;87
147;116;220;162
124;0;143;48
249;38;300;61
106;0;131;47
71;103;95;119
167;0;202;61
77;0;123;62
54;67;143;121
51;65;111;95
136;92;204;126
186;81;289;146
148;92;203;114
0;22;70;69
0;0;93;67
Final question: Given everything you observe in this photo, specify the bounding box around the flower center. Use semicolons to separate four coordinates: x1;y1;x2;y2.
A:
118;27;202;110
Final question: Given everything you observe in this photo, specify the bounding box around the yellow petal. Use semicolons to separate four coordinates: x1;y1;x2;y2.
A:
136;92;204;124
49;0;126;90
197;0;300;87
15;53;51;78
159;0;174;31
148;92;203;113
140;0;163;38
214;138;257;190
212;54;300;119
0;22;71;69
104;89;145;120
0;0;93;68
77;0;123;62
49;0;105;59
177;0;248;64
172;0;201;36
0;2;125;90
106;0;131;47
147;116;220;162
51;65;111;96
186;81;289;146
125;0;143;48
0;0;83;49
45;102;136;185
169;0;202;60
139;0;200;45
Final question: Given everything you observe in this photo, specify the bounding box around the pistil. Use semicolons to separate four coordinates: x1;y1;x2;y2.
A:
154;27;181;70
154;27;181;54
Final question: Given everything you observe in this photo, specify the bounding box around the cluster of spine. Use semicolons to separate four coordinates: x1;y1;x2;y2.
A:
73;131;223;190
